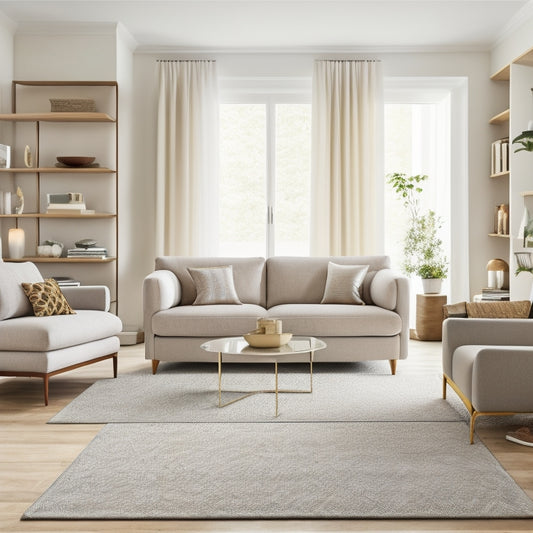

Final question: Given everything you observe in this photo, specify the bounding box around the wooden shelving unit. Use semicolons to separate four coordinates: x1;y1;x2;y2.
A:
0;80;119;311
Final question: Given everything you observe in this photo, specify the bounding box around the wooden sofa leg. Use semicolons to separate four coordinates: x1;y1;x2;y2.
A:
389;359;397;375
152;359;160;375
43;375;49;406
112;354;118;378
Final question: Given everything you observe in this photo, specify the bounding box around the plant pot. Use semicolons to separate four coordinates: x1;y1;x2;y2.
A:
421;278;442;295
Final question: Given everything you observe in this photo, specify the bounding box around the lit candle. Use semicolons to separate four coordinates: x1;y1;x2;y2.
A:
8;228;25;259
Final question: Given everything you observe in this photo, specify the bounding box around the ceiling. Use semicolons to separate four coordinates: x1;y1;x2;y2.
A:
0;0;530;52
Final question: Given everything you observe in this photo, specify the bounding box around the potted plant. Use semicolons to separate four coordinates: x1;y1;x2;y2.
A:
387;172;448;294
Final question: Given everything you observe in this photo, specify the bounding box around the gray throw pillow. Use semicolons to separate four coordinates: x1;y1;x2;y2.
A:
188;265;242;305
321;262;369;305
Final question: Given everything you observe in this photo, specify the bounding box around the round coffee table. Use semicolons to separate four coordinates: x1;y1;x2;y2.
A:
200;336;327;416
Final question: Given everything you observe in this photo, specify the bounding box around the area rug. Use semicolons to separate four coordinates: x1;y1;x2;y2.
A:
23;421;533;520
49;364;468;423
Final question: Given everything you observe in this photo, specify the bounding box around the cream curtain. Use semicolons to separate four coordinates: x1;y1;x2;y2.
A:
311;60;383;256
156;60;219;256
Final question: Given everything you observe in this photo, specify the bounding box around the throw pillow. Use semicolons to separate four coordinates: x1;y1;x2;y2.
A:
321;262;369;305
22;278;76;317
443;301;468;319
466;300;531;319
187;265;242;305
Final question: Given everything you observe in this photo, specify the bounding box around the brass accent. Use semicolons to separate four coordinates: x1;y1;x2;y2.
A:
443;373;531;444
218;351;314;416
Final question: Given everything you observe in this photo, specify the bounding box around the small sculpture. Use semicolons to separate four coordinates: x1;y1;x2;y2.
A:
14;186;24;214
24;145;33;168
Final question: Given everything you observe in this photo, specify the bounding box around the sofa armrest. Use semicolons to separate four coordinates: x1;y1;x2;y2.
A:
370;269;410;359
143;270;181;359
442;317;533;377
62;285;110;311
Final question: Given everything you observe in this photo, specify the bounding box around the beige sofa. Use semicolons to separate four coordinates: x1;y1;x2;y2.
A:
143;256;409;374
0;261;123;404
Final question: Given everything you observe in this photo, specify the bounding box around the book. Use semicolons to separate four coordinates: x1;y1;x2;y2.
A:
47;202;87;210
47;208;95;215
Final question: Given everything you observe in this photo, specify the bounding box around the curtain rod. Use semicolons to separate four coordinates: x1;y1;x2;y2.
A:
319;59;380;62
156;59;216;63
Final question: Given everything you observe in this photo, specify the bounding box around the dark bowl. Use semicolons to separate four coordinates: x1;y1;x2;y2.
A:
56;156;96;167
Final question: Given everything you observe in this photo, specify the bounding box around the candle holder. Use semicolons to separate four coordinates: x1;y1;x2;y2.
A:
8;228;25;259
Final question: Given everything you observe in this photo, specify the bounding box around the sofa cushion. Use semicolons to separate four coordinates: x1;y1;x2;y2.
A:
0;310;122;352
0;261;44;320
155;257;266;307
188;266;242;305
267;304;401;337
266;256;390;308
152;304;267;337
22;278;76;317
321;262;368;305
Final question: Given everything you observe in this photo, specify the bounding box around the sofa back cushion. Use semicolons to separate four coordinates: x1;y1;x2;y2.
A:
266;256;391;308
155;257;266;307
0;261;44;320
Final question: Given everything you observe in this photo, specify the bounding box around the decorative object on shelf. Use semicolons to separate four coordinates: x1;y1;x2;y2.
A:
23;145;32;168
496;204;509;235
491;138;509;174
56;156;96;167
515;251;533;275
0;144;11;168
14;186;24;215
387;172;448;294
518;207;533;247
49;98;96;112
487;258;509;289
3;190;11;214
67;243;107;259
8;227;25;259
74;238;97;249
37;239;63;258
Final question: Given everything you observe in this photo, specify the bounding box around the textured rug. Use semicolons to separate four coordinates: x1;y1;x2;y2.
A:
49;363;468;423
23;421;533;520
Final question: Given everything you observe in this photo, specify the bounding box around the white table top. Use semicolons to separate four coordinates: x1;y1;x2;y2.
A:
201;336;326;357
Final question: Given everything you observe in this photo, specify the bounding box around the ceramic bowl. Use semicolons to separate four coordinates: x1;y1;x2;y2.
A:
243;332;293;348
56;156;96;167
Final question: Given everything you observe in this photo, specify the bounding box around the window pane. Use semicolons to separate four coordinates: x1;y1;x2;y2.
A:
274;104;311;256
219;104;266;256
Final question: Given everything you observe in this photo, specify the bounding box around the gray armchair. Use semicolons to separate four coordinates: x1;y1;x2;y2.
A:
442;317;533;443
0;261;122;405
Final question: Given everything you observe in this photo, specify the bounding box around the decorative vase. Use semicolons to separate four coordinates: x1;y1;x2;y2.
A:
421;278;442;295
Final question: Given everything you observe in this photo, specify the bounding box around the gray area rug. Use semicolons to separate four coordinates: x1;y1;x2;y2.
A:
23;421;533;520
49;363;468;423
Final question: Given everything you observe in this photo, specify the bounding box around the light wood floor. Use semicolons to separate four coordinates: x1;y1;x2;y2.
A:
1;340;533;533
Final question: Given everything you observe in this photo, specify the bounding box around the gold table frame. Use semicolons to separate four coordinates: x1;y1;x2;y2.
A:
201;336;327;417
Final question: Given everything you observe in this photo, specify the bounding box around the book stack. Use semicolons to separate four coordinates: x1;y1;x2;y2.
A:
53;276;81;287
481;288;510;301
491;138;509;175
67;247;107;259
46;192;95;215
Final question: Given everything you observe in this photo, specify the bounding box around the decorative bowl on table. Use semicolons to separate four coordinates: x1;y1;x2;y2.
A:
243;332;292;348
56;156;96;167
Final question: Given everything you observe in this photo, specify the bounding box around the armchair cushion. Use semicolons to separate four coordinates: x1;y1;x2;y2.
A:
0;261;43;320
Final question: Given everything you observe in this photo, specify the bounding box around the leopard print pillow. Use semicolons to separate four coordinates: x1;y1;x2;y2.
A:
22;278;76;317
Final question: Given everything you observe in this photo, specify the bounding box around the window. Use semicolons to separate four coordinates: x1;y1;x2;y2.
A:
219;97;311;257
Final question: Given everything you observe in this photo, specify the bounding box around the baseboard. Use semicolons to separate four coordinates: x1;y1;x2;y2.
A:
118;330;144;346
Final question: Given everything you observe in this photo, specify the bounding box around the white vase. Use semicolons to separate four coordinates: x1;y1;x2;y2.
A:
421;278;442;295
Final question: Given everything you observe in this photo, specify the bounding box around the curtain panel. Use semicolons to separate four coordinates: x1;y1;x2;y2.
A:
156;60;219;256
311;60;383;256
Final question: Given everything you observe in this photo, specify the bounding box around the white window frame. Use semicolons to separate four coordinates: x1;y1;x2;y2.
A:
219;77;311;257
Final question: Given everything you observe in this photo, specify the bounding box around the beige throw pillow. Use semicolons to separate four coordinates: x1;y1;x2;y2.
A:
321;262;368;305
188;265;242;305
22;278;76;317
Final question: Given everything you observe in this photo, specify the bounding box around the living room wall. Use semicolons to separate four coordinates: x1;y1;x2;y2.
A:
1;18;525;329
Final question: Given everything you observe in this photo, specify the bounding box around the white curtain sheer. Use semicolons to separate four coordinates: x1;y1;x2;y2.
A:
156;60;219;256
311;60;383;256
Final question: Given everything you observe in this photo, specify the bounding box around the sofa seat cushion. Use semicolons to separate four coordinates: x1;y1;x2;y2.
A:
267;304;401;337
152;304;267;337
0;310;122;352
